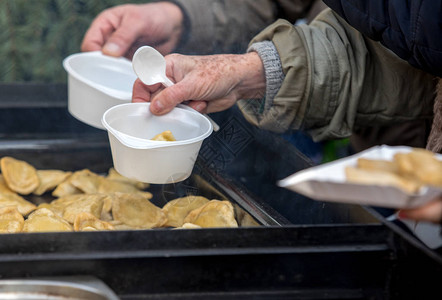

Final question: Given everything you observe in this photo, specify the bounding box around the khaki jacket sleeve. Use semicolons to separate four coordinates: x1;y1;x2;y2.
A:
173;0;315;54
238;8;436;141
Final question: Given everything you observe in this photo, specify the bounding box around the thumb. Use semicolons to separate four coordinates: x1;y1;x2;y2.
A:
102;25;139;57
150;83;193;115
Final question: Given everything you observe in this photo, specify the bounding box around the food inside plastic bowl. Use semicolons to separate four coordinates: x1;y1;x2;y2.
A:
63;51;137;129
102;103;213;184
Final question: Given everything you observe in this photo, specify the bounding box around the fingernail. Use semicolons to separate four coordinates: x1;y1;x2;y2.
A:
151;101;164;113
194;102;205;112
103;42;120;55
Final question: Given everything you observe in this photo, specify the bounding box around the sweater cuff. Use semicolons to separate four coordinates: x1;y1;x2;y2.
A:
247;41;285;112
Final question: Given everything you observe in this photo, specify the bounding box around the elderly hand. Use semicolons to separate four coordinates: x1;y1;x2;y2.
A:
132;52;266;115
81;2;183;59
398;196;442;224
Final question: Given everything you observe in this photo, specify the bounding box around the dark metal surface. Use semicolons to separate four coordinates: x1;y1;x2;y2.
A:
189;105;381;225
0;276;119;300
0;83;441;300
0;225;440;300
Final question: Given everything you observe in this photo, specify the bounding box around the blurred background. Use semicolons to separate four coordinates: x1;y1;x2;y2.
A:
0;0;148;83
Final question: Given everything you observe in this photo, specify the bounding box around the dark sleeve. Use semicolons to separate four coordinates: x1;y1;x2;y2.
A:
323;0;442;77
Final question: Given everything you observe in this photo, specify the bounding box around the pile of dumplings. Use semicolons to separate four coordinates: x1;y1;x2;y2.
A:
0;156;243;234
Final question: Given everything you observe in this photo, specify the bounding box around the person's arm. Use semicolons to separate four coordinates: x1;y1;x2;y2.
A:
172;0;317;54
132;9;435;141
81;2;184;58
239;8;436;141
132;51;266;114
81;0;319;59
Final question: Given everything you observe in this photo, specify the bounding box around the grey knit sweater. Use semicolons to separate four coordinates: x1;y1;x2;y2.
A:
247;41;285;112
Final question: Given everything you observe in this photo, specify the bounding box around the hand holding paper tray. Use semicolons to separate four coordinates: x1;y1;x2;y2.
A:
277;145;442;209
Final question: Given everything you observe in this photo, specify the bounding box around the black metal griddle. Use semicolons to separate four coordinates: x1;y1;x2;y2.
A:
0;83;441;300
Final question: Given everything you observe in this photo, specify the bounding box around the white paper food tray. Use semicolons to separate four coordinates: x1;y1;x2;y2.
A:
278;145;442;209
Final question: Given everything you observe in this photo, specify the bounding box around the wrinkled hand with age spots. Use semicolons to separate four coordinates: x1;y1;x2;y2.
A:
81;2;183;59
132;52;266;115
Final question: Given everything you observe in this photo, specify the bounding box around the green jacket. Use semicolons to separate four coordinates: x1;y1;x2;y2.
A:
239;9;436;141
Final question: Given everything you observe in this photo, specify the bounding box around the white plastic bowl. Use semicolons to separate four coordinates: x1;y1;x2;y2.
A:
63;51;137;129
102;103;213;184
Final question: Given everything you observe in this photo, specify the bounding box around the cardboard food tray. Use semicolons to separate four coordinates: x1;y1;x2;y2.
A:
278;145;442;209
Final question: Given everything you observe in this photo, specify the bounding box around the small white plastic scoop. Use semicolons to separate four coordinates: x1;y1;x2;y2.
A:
132;46;220;131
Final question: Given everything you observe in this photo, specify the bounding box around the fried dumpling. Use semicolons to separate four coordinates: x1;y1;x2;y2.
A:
183;200;238;228
0;175;15;194
394;149;442;186
174;223;202;229
49;194;106;223
98;178;139;194
52;169;102;197
33;170;72;196
234;204;259;227
0;192;36;216
23;208;73;232
151;130;176;141
52;175;82;198
98;178;152;199
37;202;53;211
345;166;420;194
73;212;114;231
47;194;80;217
100;194;114;221
162;196;209;227
112;192;167;229
106;168;150;190
69;169;102;194
110;222;143;231
0;206;24;233
136;191;154;199
0;156;39;195
0;175;36;216
57;194;106;224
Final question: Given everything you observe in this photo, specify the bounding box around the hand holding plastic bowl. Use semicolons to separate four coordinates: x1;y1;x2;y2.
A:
63;49;213;184
63;51;136;129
